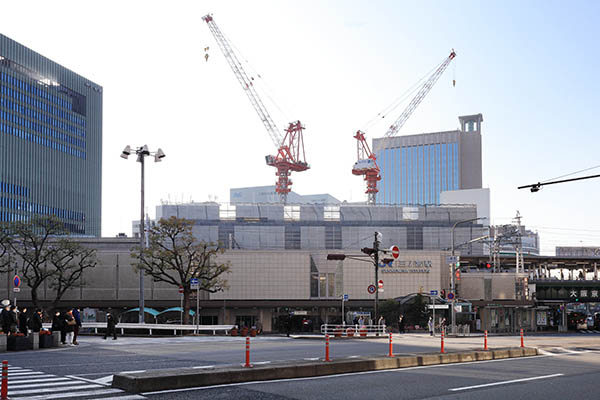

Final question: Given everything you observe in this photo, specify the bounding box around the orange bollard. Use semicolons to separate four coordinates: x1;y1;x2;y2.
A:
520;328;524;348
388;332;393;357
244;336;252;368
440;331;445;353
325;334;331;362
1;360;7;400
484;330;488;350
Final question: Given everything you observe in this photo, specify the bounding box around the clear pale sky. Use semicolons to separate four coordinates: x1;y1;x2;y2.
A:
2;1;600;254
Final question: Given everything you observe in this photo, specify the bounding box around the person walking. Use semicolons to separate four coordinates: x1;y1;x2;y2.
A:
72;307;82;345
104;311;117;340
1;305;11;334
428;316;434;336
58;311;68;344
8;306;17;334
398;315;405;333
18;307;28;335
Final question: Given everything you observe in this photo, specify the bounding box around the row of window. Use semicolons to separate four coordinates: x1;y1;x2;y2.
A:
219;204;342;221
0;122;87;159
378;142;460;205
0;195;85;222
0;71;86;127
0;107;86;149
1;89;86;138
0;211;85;234
0;181;29;197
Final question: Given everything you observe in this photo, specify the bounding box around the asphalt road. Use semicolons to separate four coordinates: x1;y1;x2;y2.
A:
4;333;600;399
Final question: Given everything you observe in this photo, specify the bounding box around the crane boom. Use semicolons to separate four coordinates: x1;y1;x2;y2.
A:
384;50;456;138
203;14;309;204
202;14;282;148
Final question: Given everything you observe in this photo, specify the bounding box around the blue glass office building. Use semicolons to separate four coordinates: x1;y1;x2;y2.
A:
374;114;482;205
0;34;102;235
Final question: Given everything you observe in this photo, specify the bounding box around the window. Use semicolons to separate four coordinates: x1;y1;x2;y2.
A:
402;206;419;220
219;204;236;220
324;206;340;221
284;205;300;221
285;225;301;249
325;225;342;249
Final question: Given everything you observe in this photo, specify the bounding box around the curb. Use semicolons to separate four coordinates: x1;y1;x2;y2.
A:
112;347;538;393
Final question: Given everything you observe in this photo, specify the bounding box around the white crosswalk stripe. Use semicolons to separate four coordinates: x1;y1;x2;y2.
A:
5;366;145;399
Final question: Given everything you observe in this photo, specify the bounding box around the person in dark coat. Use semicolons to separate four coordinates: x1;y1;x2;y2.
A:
29;309;43;333
18;307;28;335
398;314;405;333
1;306;11;334
8;306;17;334
103;311;117;340
52;311;66;344
72;308;82;345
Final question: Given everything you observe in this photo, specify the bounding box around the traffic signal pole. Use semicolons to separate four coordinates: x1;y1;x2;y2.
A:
374;232;380;326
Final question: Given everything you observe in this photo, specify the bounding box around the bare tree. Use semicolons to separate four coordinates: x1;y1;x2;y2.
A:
48;239;97;310
133;216;230;324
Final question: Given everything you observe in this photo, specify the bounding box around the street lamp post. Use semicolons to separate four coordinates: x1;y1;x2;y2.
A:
121;145;165;324
450;216;486;335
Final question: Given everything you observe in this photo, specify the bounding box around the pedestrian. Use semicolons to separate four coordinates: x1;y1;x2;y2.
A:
64;311;77;345
104;311;117;340
18;307;28;335
428;316;434;336
58;311;68;344
358;316;365;327
398;314;405;333
72;307;82;345
8;306;17;334
285;314;292;337
1;305;11;334
51;311;62;334
29;309;43;333
256;319;263;335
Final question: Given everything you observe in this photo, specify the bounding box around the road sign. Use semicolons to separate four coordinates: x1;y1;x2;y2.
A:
13;288;20;293
390;245;400;259
378;280;384;289
190;278;199;290
446;256;459;264
430;290;438;296
13;275;20;288
427;304;449;309
367;284;376;294
343;294;349;301
178;286;184;294
447;292;455;300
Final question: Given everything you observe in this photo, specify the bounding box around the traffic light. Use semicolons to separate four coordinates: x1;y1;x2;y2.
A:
361;247;375;255
455;269;461;281
486;263;492;269
440;289;446;299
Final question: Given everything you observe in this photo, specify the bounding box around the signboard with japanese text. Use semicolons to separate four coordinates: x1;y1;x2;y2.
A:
535;282;600;301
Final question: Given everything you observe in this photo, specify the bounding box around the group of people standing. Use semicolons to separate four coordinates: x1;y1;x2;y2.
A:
51;308;83;345
1;306;43;335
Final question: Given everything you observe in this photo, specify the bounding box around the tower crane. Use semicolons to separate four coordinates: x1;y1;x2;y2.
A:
202;14;309;204
353;50;456;205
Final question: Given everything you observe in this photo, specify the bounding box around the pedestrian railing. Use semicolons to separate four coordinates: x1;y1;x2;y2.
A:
42;322;235;336
320;324;387;337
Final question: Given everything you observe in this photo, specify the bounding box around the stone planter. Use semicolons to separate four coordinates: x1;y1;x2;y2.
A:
32;332;39;350
39;333;54;348
0;335;6;352
7;335;33;351
52;331;60;347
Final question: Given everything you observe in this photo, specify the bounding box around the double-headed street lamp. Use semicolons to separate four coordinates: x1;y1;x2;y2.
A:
450;216;486;334
121;145;165;324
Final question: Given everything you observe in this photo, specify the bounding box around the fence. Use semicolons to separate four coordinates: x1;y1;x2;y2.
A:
320;324;387;337
42;322;235;336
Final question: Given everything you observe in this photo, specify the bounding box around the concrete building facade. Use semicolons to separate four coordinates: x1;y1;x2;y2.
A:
374;114;482;205
230;186;339;204
0;34;102;235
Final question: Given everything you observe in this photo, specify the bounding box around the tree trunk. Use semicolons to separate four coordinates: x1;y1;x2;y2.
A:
29;284;41;310
183;290;191;325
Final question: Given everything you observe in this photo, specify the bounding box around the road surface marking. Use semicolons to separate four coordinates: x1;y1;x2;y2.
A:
14;388;130;400
9;377;69;385
121;370;146;374
193;365;216;369
253;361;271;365
449;373;564;391
304;358;319;361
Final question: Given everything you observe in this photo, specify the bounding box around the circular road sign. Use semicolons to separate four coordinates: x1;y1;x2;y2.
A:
178;286;184;294
367;284;377;294
447;292;455;300
378;280;384;289
13;276;20;288
390;245;400;259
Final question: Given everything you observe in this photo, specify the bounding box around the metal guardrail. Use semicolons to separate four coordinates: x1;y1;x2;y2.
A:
320;324;387;336
42;322;235;336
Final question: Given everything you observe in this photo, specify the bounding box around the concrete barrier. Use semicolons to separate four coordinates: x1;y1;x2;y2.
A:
112;347;539;393
0;336;6;353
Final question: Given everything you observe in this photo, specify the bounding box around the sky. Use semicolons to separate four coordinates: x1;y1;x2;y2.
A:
2;0;600;254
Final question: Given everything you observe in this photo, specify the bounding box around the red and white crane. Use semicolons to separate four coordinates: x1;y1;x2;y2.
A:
353;50;456;204
202;14;308;204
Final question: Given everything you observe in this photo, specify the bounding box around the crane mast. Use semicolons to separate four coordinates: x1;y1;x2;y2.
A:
353;50;456;205
203;14;309;203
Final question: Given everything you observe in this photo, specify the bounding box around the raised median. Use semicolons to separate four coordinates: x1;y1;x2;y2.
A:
112;347;538;393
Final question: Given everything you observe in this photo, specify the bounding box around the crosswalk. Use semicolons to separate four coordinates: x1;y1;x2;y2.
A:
5;366;145;399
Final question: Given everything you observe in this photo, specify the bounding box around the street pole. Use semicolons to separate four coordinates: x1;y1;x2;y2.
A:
139;154;145;324
196;284;200;334
374;231;380;325
432;296;435;337
451;216;486;335
342;297;345;325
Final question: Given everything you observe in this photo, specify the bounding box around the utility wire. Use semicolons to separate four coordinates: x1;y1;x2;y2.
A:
541;163;600;184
